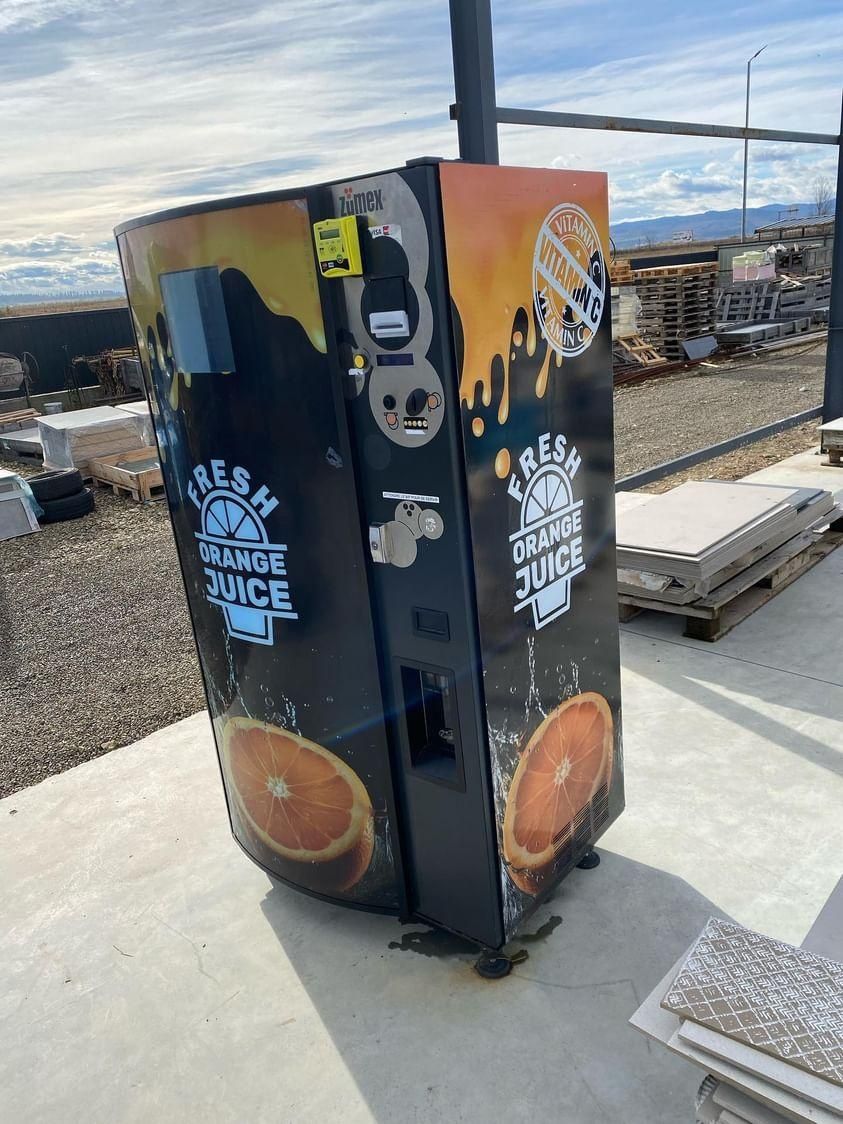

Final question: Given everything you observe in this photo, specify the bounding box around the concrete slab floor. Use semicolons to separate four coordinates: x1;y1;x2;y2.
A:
627;449;843;686
2;560;842;1122
742;447;843;504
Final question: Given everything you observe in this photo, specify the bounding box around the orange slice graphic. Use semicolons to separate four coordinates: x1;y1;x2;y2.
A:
222;718;374;891
502;692;613;895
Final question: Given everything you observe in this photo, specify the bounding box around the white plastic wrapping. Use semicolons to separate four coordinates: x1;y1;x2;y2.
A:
115;401;154;447
37;406;145;472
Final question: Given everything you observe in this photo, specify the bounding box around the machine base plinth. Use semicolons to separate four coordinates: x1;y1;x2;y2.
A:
576;847;601;870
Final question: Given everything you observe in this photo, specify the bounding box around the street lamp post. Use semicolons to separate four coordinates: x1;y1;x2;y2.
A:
741;44;767;242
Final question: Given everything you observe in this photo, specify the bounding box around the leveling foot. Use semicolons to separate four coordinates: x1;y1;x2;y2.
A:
576;847;600;870
473;947;529;979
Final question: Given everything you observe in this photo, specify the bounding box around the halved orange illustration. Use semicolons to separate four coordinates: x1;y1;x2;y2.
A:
502;692;613;896
222;717;374;892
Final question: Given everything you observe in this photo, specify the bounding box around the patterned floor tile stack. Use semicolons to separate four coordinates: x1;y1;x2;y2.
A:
631;898;843;1123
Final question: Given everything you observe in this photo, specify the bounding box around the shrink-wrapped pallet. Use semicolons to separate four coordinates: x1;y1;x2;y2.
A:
37;406;145;475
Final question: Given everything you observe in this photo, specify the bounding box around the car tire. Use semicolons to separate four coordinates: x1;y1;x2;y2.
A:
29;468;84;503
38;487;96;523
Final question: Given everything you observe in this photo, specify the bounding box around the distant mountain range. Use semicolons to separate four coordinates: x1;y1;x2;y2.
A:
0;289;125;306
610;203;830;249
0;204;834;305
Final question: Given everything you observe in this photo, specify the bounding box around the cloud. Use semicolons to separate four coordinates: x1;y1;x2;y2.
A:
0;233;84;257
0;0;841;292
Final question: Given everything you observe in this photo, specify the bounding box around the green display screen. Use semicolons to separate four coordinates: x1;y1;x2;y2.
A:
320;227;340;240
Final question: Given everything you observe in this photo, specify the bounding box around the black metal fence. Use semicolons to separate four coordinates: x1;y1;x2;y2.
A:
0;307;133;396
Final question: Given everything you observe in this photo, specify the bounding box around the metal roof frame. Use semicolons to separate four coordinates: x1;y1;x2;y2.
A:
449;0;843;440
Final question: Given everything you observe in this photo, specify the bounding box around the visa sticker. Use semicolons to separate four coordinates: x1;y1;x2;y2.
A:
369;224;402;245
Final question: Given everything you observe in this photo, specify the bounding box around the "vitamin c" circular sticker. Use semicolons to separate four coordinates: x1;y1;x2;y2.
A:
532;204;605;359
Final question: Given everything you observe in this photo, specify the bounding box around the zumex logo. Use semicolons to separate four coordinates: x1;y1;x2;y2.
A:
188;460;297;646
339;185;384;217
533;203;605;358
507;433;585;630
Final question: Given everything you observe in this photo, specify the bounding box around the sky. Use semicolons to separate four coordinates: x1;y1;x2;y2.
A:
0;0;840;295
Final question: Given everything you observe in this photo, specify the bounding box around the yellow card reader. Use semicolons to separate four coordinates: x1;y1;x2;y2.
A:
313;216;363;278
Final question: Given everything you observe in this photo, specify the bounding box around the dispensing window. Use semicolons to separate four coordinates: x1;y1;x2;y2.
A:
400;663;464;788
159;266;235;375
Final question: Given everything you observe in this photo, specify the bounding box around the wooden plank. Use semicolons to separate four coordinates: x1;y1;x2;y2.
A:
618;529;843;641
684;535;841;641
696;530;840;611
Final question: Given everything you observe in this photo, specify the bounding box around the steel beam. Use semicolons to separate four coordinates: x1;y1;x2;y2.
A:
822;92;843;423
449;0;499;164
495;107;839;147
616;406;823;492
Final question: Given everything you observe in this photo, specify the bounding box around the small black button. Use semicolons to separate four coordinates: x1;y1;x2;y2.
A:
383;394;396;410
406;388;427;416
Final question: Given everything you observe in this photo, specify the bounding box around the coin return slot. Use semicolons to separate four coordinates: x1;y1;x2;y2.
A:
400;664;461;785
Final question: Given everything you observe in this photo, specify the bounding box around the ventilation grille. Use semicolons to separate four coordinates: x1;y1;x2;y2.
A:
549;780;610;867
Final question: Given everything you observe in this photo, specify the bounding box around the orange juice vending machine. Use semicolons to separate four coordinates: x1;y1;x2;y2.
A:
116;160;623;950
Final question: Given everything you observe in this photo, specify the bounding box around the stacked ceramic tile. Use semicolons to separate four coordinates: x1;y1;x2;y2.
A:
616;481;838;603
631;914;843;1124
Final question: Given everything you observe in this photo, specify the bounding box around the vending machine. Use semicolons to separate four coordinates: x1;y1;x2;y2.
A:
115;159;623;950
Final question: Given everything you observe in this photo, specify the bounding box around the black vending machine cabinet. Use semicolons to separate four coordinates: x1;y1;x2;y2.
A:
116;160;623;949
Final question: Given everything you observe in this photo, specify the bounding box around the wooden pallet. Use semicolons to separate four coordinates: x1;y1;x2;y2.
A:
633;263;717;279
618;527;843;642
615;334;667;367
611;260;634;284
88;446;163;502
0;407;39;433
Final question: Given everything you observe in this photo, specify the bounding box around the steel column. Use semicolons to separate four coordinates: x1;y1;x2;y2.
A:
448;0;499;164
822;92;843;423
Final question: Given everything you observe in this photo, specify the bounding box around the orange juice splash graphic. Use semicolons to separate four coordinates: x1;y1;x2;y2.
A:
439;163;607;470
120;199;327;411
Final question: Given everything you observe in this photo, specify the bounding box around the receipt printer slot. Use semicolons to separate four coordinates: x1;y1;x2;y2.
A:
367;276;410;339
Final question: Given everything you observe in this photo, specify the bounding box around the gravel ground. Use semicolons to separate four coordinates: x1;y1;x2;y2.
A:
0;475;204;798
637;421;822;494
614;339;826;478
0;341;830;797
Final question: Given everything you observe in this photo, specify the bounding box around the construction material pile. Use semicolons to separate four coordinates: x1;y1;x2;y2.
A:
610;260;717;371
632;916;843;1124
616;479;840;640
72;347;141;398
716;275;830;348
634;262;718;360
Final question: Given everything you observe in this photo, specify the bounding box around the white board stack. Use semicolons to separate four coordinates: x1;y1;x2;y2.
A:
37;406;146;477
616;481;839;605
